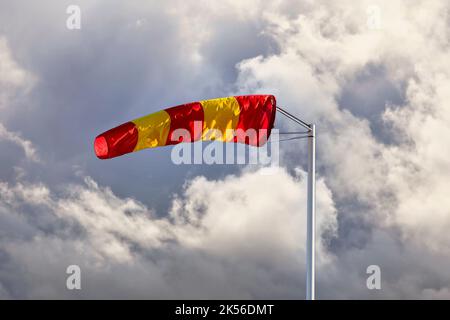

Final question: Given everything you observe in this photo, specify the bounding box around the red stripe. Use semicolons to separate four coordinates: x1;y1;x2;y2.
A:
94;122;138;159
164;102;204;145
234;95;276;146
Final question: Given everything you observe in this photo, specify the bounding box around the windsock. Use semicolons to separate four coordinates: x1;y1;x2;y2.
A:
94;95;276;159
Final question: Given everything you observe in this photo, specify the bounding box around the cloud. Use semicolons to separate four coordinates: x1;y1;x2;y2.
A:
0;123;39;162
0;0;277;207
0;0;449;299
235;0;450;297
0;168;337;299
0;37;39;162
0;37;34;109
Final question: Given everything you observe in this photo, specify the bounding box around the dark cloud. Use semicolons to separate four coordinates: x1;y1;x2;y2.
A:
0;0;277;210
0;0;449;299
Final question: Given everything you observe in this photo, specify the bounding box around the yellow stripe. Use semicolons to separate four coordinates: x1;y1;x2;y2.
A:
132;110;171;151
200;97;240;142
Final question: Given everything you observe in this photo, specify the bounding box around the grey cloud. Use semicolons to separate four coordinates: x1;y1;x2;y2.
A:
0;0;279;211
0;0;449;299
0;168;336;299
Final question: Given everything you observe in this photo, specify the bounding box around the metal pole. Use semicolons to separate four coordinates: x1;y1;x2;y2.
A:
306;124;316;300
275;107;316;300
276;106;311;130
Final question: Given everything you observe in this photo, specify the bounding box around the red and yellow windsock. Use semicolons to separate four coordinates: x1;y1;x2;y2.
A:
94;95;276;159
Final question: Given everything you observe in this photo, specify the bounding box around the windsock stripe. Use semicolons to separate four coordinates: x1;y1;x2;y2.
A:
132;110;171;152
234;95;277;146
200;97;241;142
165;102;204;145
94;122;138;159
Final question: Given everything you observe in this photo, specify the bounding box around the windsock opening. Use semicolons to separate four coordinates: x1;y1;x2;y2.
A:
94;121;138;159
94;136;108;159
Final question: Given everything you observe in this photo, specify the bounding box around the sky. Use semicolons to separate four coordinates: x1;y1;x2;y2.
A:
0;0;449;299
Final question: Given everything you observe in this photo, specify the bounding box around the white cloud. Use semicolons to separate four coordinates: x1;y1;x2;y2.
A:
0;37;33;108
236;0;450;236
233;0;450;296
0;0;449;299
0;169;337;298
0;37;38;162
0;123;39;162
170;167;336;261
